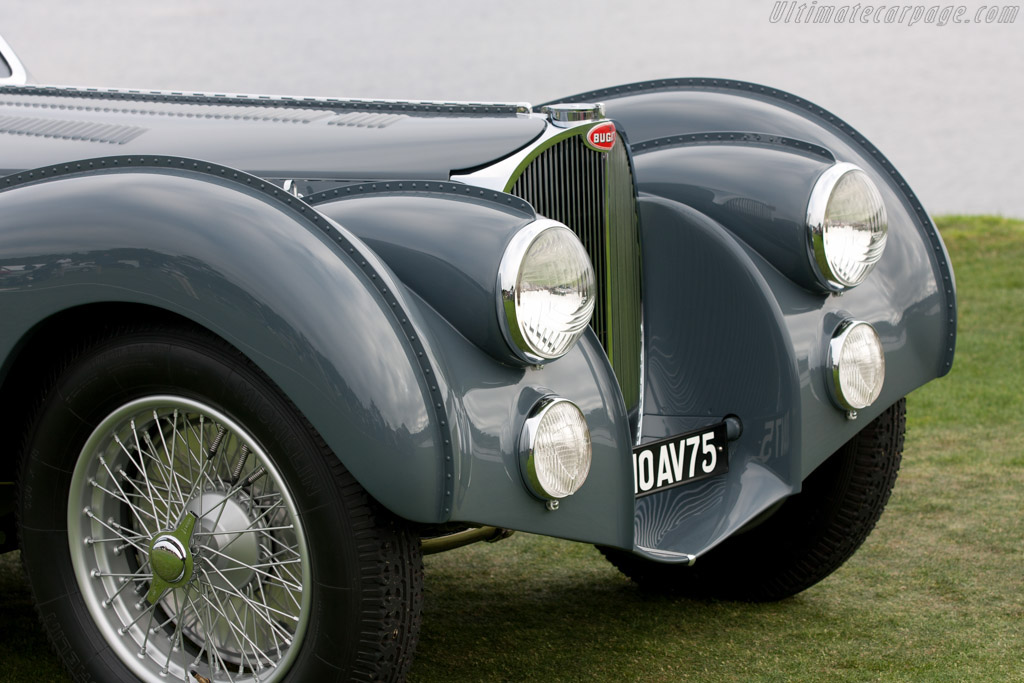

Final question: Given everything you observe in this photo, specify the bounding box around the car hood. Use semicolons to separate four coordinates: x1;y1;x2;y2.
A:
0;86;546;181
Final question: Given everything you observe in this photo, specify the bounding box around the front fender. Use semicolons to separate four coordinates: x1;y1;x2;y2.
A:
309;184;635;548
548;78;957;380
632;190;952;559
0;159;637;547
306;181;537;365
541;80;957;559
0;157;450;522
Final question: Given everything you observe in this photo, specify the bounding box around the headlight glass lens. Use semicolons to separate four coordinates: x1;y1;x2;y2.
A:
829;321;886;411
808;164;888;290
521;398;592;499
499;221;595;362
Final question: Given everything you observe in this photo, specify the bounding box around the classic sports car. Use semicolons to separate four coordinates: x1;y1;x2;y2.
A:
0;36;955;682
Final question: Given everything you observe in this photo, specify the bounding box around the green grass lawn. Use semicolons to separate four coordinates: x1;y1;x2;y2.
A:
2;215;1021;681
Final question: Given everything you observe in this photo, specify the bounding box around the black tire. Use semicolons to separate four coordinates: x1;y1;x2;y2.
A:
601;398;906;601
17;325;422;682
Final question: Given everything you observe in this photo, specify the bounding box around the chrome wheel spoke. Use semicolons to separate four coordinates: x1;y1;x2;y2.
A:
83;508;152;556
189;586;235;680
193;523;295;538
153;410;189;509
201;580;278;671
95;455;155;536
200;546;303;593
200;559;301;625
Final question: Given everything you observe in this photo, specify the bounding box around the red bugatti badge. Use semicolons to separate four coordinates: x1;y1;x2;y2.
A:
585;121;617;152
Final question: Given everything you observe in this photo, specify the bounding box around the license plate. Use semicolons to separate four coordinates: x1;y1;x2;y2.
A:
633;423;729;497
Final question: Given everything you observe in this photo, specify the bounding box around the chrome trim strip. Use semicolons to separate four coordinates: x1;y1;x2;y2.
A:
0;82;532;116
0;35;28;86
452;118;587;191
636;315;645;446
635;546;697;565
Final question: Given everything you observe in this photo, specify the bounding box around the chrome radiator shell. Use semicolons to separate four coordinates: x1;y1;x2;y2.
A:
504;127;643;416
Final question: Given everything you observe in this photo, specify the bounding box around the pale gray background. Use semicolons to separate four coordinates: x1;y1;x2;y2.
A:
1;0;1020;216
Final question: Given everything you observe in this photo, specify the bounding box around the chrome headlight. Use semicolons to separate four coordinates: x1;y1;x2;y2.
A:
828;320;885;412
807;162;888;290
498;219;596;363
520;398;592;500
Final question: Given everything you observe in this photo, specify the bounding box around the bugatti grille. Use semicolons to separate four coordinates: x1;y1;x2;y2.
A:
508;133;642;414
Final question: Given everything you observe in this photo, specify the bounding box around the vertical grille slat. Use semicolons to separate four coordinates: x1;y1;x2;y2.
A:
508;132;642;414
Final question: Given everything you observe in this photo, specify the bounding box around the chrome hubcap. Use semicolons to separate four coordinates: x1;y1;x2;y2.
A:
67;396;310;682
184;491;263;594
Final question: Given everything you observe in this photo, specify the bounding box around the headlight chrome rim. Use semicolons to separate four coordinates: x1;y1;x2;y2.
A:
520;397;592;500
827;320;886;412
807;162;888;291
497;218;596;364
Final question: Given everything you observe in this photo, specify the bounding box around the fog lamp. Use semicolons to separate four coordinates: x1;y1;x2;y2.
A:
828;320;885;411
520;398;592;500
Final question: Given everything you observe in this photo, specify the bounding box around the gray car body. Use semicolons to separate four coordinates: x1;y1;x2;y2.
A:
0;65;954;561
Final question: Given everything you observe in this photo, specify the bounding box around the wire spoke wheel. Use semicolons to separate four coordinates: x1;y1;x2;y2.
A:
19;327;422;682
67;396;310;682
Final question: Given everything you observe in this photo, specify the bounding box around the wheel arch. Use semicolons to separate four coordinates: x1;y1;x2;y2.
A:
0;157;452;523
0;303;184;483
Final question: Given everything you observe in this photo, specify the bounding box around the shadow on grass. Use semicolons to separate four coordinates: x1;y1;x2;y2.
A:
410;535;865;683
3;538;843;683
0;551;70;681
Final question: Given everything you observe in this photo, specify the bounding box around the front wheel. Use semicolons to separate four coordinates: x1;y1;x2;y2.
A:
18;326;422;682
601;399;906;601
